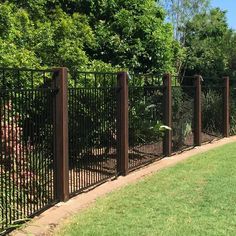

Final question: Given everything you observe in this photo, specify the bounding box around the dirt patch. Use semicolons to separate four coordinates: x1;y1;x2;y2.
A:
68;132;219;194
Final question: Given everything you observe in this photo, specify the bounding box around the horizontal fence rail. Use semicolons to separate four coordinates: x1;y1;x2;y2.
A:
1;68;235;234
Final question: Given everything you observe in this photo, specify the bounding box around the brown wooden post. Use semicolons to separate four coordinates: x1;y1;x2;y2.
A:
223;76;230;137
117;72;129;176
194;75;202;146
52;67;69;202
162;73;172;156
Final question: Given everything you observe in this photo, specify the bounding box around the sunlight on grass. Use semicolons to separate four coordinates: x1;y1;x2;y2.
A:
56;142;236;236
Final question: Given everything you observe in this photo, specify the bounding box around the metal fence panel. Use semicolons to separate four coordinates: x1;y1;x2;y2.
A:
68;73;118;195
201;86;224;142
230;81;236;135
0;68;56;234
172;86;195;152
128;74;164;170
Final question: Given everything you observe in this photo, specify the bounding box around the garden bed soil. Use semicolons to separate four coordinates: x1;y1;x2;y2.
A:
69;132;220;193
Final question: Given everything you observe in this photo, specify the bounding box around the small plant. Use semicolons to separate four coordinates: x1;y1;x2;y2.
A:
129;91;169;147
172;87;194;149
149;120;171;136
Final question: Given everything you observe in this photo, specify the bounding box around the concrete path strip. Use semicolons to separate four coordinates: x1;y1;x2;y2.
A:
12;136;236;236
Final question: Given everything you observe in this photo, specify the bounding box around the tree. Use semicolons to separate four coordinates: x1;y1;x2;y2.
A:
225;31;236;79
82;0;179;74
183;8;234;78
0;2;96;74
159;0;210;44
1;0;180;76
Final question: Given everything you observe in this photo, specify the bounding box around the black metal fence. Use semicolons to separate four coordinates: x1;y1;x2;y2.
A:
0;68;234;234
230;80;236;135
172;83;195;152
0;68;57;234
201;78;225;142
68;72;118;195
128;74;164;170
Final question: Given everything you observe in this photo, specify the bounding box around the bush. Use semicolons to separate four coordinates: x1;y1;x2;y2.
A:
172;87;194;150
201;88;223;136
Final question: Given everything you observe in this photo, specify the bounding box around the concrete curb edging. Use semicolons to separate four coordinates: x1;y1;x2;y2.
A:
12;137;236;236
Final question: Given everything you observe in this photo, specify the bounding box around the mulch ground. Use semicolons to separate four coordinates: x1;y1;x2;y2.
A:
68;131;219;193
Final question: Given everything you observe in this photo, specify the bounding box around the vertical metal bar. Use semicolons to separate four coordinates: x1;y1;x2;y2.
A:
25;90;30;215
10;90;16;220
223;76;230;137
86;88;90;187
162;73;172;157
29;89;33;213
77;88;81;191
82;88;86;190
69;88;73;194
34;89;40;212
102;86;106;179
18;91;23;220
194;75;202;146
73;88;76;194
6;93;12;225
95;87;99;183
14;91;19;220
50;82;55;201
3;89;8;227
117;72;129;176
0;91;3;227
38;89;44;211
52;68;69;202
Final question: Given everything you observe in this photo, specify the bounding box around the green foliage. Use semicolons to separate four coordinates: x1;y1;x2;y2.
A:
0;2;95;74
230;88;236;135
0;0;180;84
129;86;166;147
160;1;236;79
202;88;223;136
183;8;234;78
230;79;236;135
159;0;210;42
69;88;117;154
88;0;177;74
1;0;236;82
0;3;40;68
225;31;236;79
172;87;194;149
151;121;171;133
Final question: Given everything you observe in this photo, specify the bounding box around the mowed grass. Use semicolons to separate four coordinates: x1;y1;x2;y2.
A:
56;142;236;236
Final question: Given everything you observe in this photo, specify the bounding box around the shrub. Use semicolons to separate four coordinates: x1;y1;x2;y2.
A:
201;88;223;136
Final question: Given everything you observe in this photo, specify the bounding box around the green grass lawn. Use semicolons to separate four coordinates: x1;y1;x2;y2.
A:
56;142;236;236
